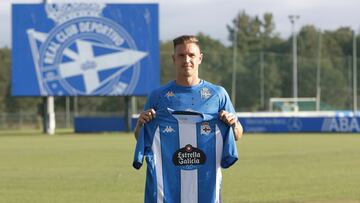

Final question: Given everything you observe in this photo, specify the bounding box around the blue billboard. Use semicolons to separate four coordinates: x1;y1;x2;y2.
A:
12;3;159;96
239;112;360;133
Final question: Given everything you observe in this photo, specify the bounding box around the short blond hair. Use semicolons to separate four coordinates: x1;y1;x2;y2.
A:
173;35;201;51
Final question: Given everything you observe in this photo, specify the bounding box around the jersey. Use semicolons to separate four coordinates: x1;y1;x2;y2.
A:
144;80;236;114
133;108;238;203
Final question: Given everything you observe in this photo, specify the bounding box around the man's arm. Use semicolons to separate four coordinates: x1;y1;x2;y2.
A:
134;109;156;140
232;120;243;141
219;110;243;141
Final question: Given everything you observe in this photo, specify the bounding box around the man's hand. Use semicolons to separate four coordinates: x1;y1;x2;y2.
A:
219;110;238;126
219;110;243;141
137;109;156;126
134;109;156;140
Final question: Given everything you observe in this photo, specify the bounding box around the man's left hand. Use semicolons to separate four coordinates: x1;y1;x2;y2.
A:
219;110;243;141
219;110;237;127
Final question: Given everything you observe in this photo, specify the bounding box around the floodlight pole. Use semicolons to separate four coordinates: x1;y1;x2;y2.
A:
260;51;265;109
231;26;238;109
316;30;322;111
43;0;56;135
289;15;300;111
353;30;358;112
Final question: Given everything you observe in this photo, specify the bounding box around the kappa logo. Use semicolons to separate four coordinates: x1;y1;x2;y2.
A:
27;3;148;95
201;122;211;135
200;87;211;99
163;126;175;133
165;91;175;99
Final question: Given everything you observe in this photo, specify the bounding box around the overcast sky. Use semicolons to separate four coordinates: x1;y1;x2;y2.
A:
1;0;360;47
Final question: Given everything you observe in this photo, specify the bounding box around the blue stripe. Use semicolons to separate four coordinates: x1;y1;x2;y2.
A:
145;155;157;203
197;121;217;203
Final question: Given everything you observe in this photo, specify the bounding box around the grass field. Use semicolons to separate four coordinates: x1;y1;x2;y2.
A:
0;130;360;203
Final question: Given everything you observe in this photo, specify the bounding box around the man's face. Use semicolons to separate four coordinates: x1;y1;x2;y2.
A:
172;43;203;78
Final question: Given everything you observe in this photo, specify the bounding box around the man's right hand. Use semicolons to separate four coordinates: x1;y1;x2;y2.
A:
137;109;156;126
134;109;156;140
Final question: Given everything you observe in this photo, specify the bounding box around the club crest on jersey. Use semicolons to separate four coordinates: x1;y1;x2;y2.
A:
173;144;206;170
165;91;175;99
163;126;175;133
200;87;211;99
201;122;211;135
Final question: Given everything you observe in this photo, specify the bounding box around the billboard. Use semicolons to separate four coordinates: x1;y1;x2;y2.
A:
239;111;360;133
12;3;159;96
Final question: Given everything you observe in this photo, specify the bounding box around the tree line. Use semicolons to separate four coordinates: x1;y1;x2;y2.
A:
1;11;360;114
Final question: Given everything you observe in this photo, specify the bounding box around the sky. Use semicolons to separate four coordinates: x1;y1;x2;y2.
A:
1;0;360;47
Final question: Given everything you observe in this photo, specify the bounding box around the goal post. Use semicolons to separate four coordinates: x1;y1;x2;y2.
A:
269;97;317;112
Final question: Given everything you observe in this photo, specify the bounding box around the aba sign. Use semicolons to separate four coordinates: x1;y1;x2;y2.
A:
12;3;159;96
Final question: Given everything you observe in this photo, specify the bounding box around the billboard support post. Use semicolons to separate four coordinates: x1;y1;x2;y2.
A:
43;96;55;135
42;0;55;135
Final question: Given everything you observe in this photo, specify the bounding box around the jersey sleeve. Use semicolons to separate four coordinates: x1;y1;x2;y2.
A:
133;119;159;169
143;88;161;111
144;95;154;111
132;126;146;169
217;86;236;115
219;122;238;168
143;96;152;111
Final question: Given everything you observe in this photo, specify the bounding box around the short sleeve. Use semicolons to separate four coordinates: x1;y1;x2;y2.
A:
132;120;158;169
143;96;152;111
143;88;160;111
219;122;238;168
218;86;236;115
132;127;146;169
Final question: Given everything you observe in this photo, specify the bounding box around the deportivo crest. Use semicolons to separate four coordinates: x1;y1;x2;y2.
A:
201;122;211;135
27;3;148;95
200;87;211;99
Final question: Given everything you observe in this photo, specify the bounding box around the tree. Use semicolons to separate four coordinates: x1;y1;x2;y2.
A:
319;27;354;109
196;33;232;86
0;48;10;112
227;11;282;111
159;40;175;85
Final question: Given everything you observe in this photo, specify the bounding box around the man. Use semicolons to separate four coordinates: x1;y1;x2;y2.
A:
134;35;243;140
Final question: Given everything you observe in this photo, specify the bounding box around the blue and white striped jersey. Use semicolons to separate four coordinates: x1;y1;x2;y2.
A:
133;108;238;203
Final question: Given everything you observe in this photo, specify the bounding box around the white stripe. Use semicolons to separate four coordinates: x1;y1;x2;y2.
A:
215;125;223;203
179;121;198;203
152;127;164;203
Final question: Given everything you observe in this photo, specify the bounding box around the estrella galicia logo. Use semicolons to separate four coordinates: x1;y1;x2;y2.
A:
173;144;206;170
27;3;148;95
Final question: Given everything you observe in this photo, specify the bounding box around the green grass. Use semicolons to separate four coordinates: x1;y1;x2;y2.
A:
0;130;360;203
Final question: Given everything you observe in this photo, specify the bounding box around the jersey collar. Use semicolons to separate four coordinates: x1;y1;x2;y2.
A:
166;108;216;122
